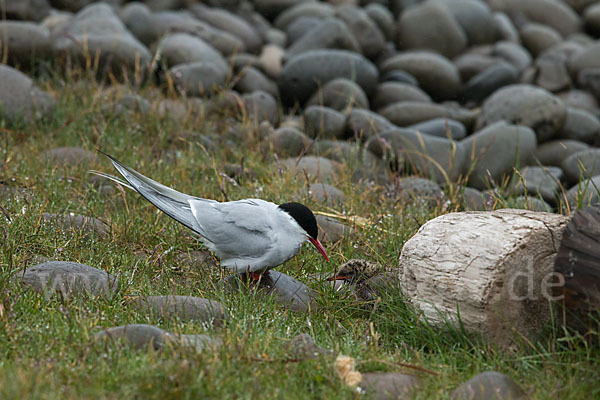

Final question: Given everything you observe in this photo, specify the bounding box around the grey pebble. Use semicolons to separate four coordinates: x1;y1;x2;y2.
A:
304;106;347;140
278;49;378;106
305;78;369;111
223;271;317;313
463;122;537;190
450;371;526;400
15;261;118;299
130;295;228;326
42;212;107;238
475;84;566;143
309;183;345;205
380;51;461;100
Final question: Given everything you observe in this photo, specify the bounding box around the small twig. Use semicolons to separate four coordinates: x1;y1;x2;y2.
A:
246;356;301;363
360;359;438;376
0;204;11;222
273;153;283;178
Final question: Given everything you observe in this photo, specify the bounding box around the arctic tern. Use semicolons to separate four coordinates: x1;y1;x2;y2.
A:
93;153;329;279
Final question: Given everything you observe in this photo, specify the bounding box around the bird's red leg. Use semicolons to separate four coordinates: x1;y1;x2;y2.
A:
247;270;270;281
248;271;262;281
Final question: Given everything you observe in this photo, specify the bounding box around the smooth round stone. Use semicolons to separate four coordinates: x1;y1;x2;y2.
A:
492;41;532;73
461;62;519;104
533;139;590;166
41;146;96;166
153;11;244;56
584;3;600;36
15;261;117;298
380;51;461;100
3;0;51;21
476;84;567;142
284;18;361;60
557;89;599;115
556;107;600;143
487;0;581;36
155;99;187;121
316;215;350;243
286;333;333;360
259;44;284;78
309;140;359;163
104;94;151;116
520;23;562;57
379;101;475;129
408;118;466;140
234;66;278;97
462;187;488;210
451;371;526;399
368;129;467;184
0;22;51;66
130;296;228;325
335;5;385;59
566;175;600;209
373;82;431;111
364;3;395;41
268;127;312;157
0;185;32;202
285;16;321;45
223;271;317;312
0;64;55;122
253;0;308;20
243;90;279;126
346;108;395;142
281;156;341;182
42;212;107;238
561;148;600;183
53;3;151;75
190;5;262;53
534;50;573;93
380;69;418;86
439;0;497;45
360;372;420;400
309;183;345;205
305;78;369;111
119;2;155;45
567;0;598;13
304;106;346;139
279;49;378;106
463;122;537;190
394;177;444;206
94;324;167;350
568;42;600;77
274;2;334;30
493;12;519;42
396;1;467;59
509;166;563;203
265;28;286;47
454;53;504;82
577;68;600;100
157;33;227;70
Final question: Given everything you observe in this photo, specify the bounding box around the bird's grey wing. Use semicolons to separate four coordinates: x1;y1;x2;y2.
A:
103;152;212;236
188;199;274;257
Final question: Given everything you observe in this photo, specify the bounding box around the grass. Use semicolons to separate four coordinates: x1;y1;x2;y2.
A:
1;71;599;399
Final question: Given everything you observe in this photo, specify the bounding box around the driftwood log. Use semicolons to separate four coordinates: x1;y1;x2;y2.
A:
399;209;569;346
554;205;600;333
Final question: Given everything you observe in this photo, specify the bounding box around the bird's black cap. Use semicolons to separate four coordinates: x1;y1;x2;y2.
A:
278;202;318;239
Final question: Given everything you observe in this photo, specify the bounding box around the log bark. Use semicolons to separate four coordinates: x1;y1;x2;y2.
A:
554;205;600;332
399;209;569;346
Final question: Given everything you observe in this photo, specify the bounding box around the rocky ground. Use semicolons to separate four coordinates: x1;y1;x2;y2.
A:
1;0;599;399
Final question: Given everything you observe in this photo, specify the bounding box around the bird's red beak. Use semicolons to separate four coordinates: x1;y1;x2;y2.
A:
326;275;350;281
308;237;329;261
